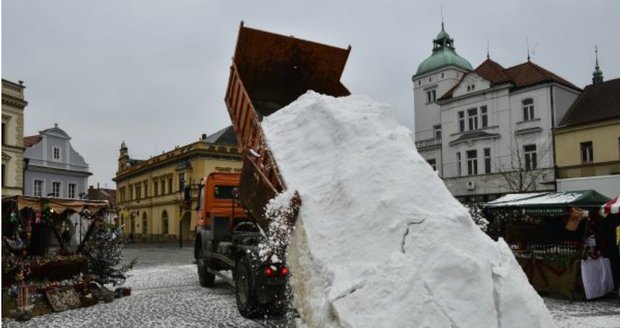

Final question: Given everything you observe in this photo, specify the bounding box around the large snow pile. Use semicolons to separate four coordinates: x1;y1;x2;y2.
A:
261;91;557;328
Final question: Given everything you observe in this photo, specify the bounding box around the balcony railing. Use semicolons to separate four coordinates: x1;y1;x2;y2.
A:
415;137;442;150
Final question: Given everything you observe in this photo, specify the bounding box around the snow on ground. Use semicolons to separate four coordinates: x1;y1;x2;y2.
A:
262;91;558;328
545;296;620;328
1;246;291;328
2;245;617;327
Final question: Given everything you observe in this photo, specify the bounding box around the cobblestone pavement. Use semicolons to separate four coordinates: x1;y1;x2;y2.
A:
544;295;620;328
3;244;619;327
2;243;294;328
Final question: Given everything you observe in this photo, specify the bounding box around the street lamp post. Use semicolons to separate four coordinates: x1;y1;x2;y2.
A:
177;188;183;249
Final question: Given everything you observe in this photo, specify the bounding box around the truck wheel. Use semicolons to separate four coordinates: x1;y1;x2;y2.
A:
235;256;260;318
197;246;215;287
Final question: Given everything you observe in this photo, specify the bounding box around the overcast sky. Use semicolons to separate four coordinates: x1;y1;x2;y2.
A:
3;0;619;188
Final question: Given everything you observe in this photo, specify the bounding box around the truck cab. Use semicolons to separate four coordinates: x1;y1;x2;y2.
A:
195;172;247;230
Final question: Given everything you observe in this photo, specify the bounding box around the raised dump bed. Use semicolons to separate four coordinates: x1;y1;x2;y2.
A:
224;22;351;229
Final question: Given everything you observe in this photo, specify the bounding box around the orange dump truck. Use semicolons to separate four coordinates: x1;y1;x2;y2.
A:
194;173;246;229
194;22;351;318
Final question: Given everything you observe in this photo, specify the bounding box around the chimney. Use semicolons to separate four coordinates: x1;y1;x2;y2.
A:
201;133;207;140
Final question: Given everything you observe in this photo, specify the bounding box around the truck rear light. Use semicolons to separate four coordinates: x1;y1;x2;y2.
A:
265;265;288;278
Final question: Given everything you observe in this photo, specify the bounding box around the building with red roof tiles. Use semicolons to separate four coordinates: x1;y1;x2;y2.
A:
413;25;583;202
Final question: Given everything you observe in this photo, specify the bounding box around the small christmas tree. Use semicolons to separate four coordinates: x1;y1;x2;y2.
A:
83;219;136;286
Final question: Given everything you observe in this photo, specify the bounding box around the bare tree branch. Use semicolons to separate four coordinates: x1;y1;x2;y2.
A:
493;136;552;193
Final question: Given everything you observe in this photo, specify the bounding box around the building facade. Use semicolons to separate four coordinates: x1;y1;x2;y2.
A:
23;124;91;199
88;184;118;225
2;79;28;196
554;59;620;197
413;25;581;202
114;127;242;242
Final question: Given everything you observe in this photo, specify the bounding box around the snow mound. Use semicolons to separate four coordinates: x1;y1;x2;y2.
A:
261;91;556;328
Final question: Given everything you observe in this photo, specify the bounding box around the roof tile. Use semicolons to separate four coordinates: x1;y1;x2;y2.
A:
23;135;42;148
439;59;580;100
559;77;620;127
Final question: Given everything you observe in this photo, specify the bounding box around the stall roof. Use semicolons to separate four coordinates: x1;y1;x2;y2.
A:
484;190;611;215
2;195;109;213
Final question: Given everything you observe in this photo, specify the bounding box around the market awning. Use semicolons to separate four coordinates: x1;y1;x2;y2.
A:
483;190;611;215
2;195;109;213
599;195;619;218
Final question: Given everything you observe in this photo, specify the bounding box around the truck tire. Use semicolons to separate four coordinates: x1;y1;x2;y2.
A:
235;256;261;318
197;246;215;287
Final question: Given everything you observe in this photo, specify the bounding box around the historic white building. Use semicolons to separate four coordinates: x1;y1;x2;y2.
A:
23;124;92;199
413;24;581;202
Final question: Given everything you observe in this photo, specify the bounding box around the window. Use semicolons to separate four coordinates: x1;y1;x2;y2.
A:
2;123;6;145
161;179;166;195
135;184;141;199
458;111;465;132
34;180;43;197
143;182;148;198
467;150;478;175
457;152;462;176
129;185;134;200
214;185;239;199
168;177;173;194
179;173;185;192
52;182;61;197
524;145;537;170
427;159;437;171
467;108;478;130
433;125;442;139
53;147;61;161
120;187;126;202
426;90;437;103
522;98;534;121
580;141;593;163
162;217;169;235
154;181;158;196
484;148;491;174
481;106;488;128
68;183;77;199
1;164;4;187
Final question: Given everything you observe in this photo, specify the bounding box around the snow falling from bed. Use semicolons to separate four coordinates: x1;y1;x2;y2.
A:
261;91;557;328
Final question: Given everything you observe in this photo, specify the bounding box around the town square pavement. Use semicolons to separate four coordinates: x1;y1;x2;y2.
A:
2;243;619;327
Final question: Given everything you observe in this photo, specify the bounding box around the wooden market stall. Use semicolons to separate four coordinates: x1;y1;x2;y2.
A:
483;190;617;300
2;195;113;319
2;195;110;257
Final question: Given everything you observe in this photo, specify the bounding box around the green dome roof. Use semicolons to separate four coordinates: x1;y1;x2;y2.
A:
415;25;472;76
436;29;450;40
416;49;473;76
